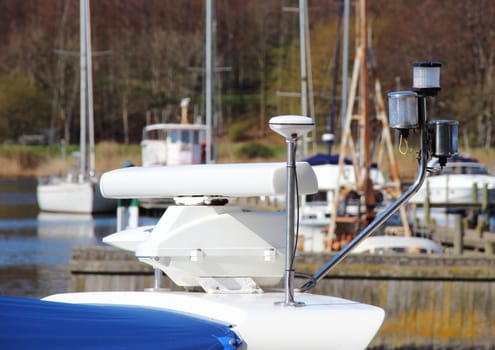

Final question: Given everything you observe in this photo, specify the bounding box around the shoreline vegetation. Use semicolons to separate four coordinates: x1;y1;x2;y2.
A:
0;141;494;183
0;142;142;180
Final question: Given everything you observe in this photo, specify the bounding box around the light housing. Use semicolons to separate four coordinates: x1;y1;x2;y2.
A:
412;61;441;96
428;120;459;166
387;91;419;129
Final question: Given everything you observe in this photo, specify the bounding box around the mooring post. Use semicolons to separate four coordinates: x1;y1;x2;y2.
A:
485;242;495;255
482;183;489;225
453;215;464;255
424;181;431;226
471;182;478;202
476;218;485;239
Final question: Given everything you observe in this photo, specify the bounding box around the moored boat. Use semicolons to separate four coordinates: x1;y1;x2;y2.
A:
298;154;395;252
36;0;115;214
352;235;444;254
37;176;114;214
409;155;495;205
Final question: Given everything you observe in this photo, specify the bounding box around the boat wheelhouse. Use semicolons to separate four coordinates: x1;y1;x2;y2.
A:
141;123;208;167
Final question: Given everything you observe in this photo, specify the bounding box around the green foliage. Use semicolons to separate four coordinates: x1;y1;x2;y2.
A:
228;121;250;142
235;142;275;159
0;75;51;142
3;1;495;146
222;94;260;122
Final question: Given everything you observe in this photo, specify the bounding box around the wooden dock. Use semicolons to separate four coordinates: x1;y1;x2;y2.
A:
68;246;495;349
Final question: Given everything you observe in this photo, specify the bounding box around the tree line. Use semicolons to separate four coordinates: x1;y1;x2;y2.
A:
0;0;494;148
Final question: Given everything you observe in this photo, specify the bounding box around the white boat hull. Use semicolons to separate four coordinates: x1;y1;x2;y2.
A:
45;291;385;350
37;180;116;214
409;174;495;204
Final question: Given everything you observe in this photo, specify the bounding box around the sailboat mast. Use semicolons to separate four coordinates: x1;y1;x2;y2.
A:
298;0;308;158
86;0;95;177
340;0;350;126
205;0;213;164
79;0;87;183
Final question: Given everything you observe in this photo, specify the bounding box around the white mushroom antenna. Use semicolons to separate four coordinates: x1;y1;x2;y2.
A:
269;115;314;139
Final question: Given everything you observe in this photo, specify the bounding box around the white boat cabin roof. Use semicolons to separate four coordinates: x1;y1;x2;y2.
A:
142;123;208;138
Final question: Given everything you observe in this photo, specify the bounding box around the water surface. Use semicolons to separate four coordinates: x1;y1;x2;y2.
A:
0;179;156;298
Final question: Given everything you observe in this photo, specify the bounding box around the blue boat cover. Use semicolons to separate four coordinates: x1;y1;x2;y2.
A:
304;153;378;168
304;153;347;166
0;295;242;350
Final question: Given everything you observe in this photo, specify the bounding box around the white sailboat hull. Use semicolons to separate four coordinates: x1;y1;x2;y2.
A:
36;0;114;215
37;180;115;214
45;291;385;350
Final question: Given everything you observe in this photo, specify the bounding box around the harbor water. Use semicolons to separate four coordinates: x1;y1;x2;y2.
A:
0;179;157;298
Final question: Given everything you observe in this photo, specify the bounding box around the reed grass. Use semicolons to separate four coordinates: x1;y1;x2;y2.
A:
0;140;493;181
0;142;141;179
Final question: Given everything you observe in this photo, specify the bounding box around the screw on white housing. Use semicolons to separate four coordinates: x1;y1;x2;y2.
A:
269;115;314;307
412;61;441;96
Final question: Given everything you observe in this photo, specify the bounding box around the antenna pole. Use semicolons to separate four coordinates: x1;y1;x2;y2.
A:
269;115;314;307
281;134;302;306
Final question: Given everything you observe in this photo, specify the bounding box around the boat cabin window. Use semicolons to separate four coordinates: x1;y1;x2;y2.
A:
181;130;190;144
306;191;327;203
193;131;199;145
170;130;178;143
143;129;167;140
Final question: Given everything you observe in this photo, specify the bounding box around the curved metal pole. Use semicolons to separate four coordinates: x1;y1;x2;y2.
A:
300;96;429;292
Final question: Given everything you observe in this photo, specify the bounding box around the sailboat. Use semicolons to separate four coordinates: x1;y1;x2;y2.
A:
36;0;115;214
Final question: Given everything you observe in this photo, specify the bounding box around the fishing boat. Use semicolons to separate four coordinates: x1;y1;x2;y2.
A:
141;122;208;167
36;0;115;214
141;98;209;167
409;155;495;205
